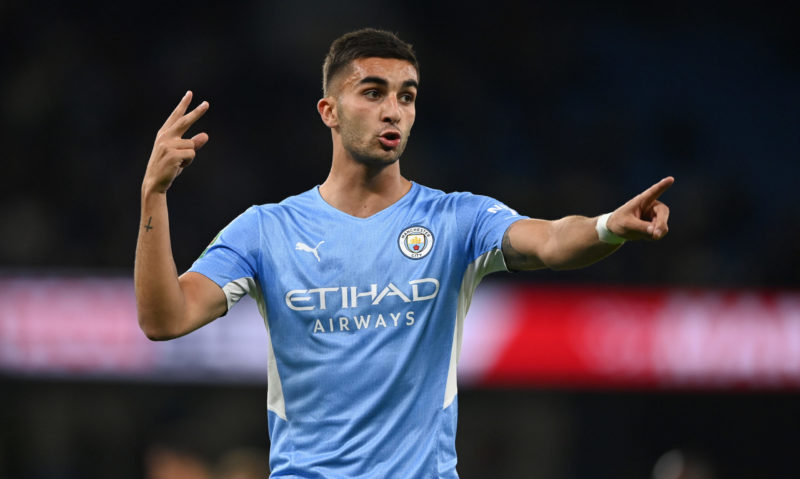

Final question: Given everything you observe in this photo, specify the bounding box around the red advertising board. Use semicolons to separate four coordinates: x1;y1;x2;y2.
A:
2;276;799;389
471;285;800;389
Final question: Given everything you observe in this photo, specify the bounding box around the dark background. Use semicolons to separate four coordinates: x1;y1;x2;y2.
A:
1;0;799;477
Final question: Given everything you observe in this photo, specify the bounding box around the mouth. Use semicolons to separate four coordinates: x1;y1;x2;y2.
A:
378;130;402;149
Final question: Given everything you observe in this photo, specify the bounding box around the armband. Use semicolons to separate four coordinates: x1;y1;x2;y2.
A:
595;213;626;245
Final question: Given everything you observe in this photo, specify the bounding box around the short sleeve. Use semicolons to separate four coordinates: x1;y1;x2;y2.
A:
188;206;261;311
456;193;527;276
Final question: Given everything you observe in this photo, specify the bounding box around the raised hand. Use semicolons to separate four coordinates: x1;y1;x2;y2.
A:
142;91;210;194
607;177;674;241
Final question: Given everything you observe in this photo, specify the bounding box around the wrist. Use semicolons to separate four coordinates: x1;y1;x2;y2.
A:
595;213;626;245
141;181;167;199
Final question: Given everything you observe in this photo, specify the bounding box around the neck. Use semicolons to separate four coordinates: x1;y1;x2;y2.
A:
319;145;412;218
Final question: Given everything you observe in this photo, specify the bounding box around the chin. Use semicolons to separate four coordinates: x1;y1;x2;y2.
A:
351;147;404;167
354;154;400;167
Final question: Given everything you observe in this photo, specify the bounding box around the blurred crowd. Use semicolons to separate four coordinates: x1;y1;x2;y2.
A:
2;1;799;286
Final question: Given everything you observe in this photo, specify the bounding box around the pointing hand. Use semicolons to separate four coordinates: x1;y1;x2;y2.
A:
606;177;674;241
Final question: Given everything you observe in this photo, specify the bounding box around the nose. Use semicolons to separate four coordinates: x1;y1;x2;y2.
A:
381;96;401;124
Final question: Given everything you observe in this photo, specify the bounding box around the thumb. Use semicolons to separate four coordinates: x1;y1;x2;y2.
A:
191;132;209;150
627;217;656;236
611;213;655;239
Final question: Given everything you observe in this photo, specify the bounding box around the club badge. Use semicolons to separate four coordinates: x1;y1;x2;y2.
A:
398;225;434;259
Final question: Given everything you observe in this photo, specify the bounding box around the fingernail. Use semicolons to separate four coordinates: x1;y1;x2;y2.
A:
654;229;662;238
647;225;654;234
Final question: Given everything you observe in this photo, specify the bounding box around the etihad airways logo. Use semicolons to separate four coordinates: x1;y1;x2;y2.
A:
285;278;440;311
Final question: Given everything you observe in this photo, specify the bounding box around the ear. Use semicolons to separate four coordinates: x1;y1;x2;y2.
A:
317;97;338;128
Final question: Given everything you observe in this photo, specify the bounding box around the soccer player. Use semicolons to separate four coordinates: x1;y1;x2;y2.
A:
135;28;672;478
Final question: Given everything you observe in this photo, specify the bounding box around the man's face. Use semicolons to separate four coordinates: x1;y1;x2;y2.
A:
331;57;418;166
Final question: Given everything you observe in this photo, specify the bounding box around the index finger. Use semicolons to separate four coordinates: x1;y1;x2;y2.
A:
638;176;675;204
161;90;194;131
169;100;209;137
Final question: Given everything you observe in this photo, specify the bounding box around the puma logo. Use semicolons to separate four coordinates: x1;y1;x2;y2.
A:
295;241;325;262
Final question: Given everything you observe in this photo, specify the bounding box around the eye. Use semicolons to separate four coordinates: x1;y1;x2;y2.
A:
364;89;381;100
399;93;415;104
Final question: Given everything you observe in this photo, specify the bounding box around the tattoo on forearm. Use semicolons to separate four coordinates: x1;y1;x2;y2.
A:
502;229;527;270
144;216;154;232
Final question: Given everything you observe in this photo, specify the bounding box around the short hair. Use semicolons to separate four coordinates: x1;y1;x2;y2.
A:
322;28;419;96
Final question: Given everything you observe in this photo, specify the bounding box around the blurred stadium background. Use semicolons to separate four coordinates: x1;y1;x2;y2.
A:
1;0;799;477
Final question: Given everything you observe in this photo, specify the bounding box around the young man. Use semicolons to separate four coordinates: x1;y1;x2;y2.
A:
136;29;672;478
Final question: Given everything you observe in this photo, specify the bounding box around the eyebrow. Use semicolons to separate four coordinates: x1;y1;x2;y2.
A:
358;76;419;90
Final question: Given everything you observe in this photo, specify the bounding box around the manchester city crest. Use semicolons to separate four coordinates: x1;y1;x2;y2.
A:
398;225;434;259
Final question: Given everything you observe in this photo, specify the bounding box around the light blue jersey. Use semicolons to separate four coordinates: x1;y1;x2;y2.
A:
189;182;525;478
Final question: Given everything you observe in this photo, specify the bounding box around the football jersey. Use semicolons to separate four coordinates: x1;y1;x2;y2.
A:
189;182;525;478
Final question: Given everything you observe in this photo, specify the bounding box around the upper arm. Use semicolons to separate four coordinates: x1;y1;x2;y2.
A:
183;206;261;327
501;218;552;271
176;271;228;336
455;192;528;269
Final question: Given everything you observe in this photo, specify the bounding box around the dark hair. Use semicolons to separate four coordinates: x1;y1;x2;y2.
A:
322;28;419;96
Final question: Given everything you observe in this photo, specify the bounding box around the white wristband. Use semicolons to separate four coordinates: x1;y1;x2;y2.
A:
596;213;626;245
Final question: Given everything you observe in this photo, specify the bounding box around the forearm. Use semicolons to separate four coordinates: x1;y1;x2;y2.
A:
134;92;223;340
503;216;621;271
541;215;621;270
134;190;187;339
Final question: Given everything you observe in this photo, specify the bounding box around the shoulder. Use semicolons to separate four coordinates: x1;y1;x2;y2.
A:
411;182;472;206
277;186;319;209
236;187;320;221
412;183;511;215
